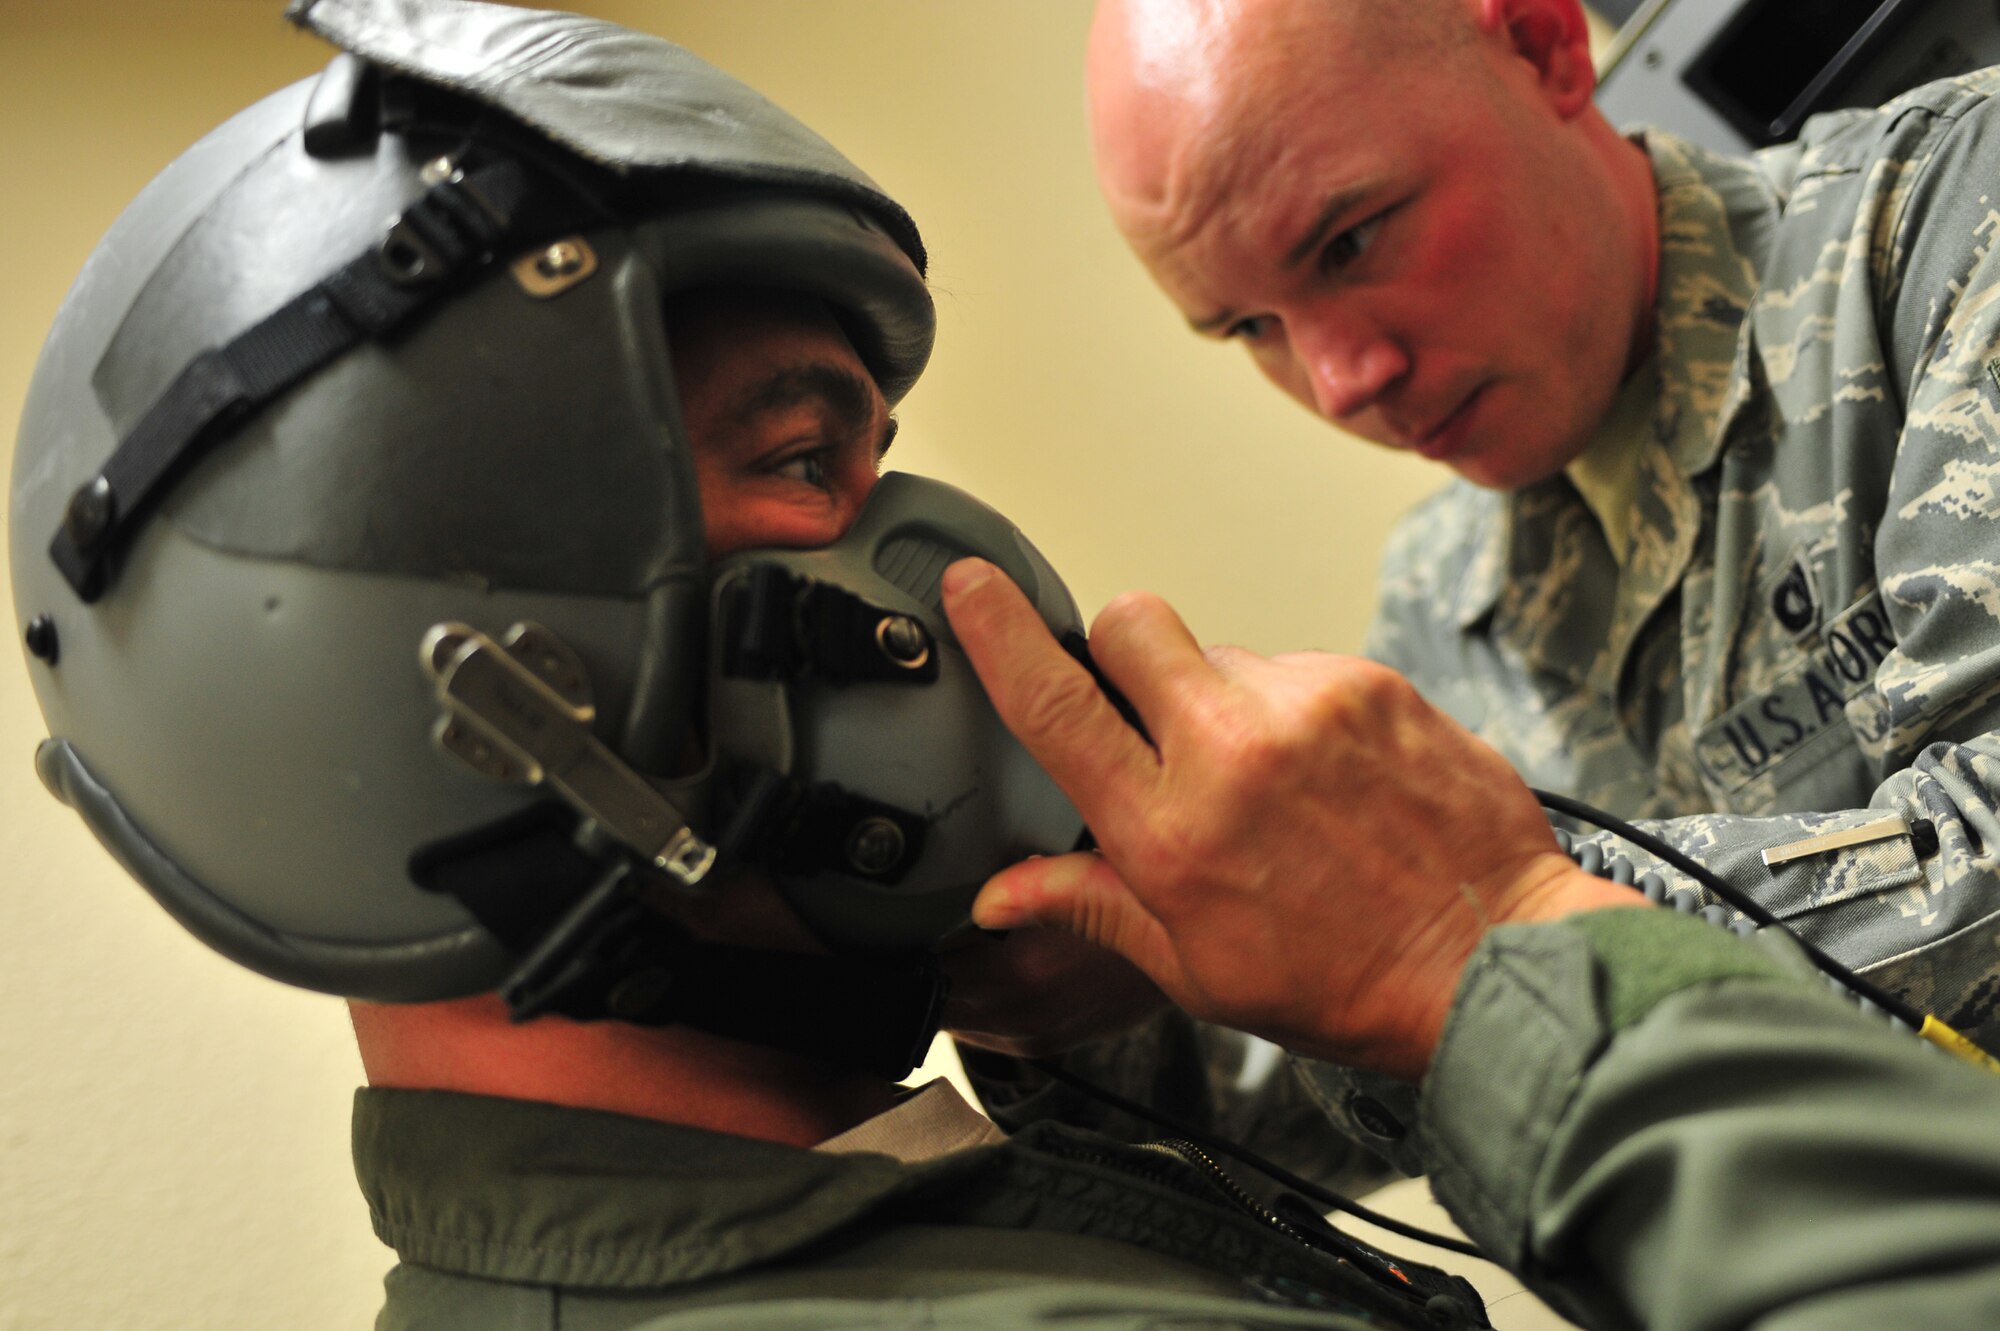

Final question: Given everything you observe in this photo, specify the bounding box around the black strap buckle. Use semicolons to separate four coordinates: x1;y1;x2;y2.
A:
721;565;940;685
377;164;512;287
495;860;654;1023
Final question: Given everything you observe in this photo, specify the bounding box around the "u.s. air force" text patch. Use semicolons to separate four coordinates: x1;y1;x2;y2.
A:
1695;591;1899;792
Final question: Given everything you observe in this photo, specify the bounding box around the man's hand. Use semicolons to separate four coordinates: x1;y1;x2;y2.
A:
942;559;1638;1082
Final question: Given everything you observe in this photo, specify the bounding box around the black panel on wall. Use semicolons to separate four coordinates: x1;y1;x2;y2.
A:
1596;0;2000;155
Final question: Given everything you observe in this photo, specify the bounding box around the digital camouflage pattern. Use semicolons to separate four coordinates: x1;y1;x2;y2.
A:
988;73;2000;1184
1371;75;2000;1052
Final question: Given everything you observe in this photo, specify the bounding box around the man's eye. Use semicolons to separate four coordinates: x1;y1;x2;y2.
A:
1323;215;1383;272
773;449;830;488
1225;314;1278;342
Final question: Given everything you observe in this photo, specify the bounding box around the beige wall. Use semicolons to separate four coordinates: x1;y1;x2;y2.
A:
0;4;1607;1327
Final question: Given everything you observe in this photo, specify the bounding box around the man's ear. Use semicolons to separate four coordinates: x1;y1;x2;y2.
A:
1475;0;1596;117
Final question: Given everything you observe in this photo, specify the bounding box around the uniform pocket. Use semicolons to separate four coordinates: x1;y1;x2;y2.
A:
1695;590;1901;812
1752;815;1927;953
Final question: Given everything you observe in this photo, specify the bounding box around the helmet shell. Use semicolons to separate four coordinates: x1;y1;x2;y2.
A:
10;3;934;1001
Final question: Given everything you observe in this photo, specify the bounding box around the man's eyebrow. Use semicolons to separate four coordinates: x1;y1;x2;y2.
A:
1282;183;1378;269
1190;307;1239;336
729;362;879;437
1188;183;1382;335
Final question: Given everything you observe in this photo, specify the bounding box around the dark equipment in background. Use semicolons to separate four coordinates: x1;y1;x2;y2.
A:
1594;0;2000;153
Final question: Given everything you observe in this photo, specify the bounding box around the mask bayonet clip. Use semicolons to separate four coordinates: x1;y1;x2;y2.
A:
420;621;717;887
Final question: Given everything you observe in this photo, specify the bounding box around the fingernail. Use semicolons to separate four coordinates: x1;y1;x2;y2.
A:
971;884;1014;929
942;558;994;599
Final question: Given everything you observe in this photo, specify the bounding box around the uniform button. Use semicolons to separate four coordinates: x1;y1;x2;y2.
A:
1348;1093;1406;1141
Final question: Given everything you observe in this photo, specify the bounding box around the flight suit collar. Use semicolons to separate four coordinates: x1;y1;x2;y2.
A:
353;1088;938;1288
348;1086;1424;1304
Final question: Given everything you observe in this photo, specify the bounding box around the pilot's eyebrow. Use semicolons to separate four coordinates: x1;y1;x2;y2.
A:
729;362;879;438
1188;183;1381;335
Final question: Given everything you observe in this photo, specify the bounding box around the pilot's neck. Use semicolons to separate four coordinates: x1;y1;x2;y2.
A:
348;994;901;1146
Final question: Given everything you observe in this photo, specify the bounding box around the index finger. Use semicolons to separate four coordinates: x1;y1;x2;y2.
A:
942;558;1160;822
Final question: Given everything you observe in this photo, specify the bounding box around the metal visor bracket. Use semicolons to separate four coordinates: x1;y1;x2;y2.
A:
421;621;716;886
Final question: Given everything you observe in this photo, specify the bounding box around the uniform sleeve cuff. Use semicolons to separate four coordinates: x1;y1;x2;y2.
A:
1419;910;1795;1267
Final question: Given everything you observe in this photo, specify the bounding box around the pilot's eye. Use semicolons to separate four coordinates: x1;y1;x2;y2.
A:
773;449;830;489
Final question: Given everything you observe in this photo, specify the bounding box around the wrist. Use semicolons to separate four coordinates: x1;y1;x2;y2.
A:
1350;855;1647;1082
1494;853;1651;927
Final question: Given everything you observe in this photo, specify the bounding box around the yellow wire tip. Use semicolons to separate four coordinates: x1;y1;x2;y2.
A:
1918;1015;2000;1074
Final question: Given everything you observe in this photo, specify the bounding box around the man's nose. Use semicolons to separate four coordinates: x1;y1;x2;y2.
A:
1293;316;1409;422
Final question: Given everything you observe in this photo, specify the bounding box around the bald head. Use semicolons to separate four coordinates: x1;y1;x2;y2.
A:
1080;0;1659;493
1087;0;1482;228
1088;0;1471;102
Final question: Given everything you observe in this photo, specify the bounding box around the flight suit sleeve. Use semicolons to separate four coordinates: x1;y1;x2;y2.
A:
1425;908;2000;1331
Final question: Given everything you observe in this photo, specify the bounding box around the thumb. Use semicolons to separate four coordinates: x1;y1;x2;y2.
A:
973;853;1183;990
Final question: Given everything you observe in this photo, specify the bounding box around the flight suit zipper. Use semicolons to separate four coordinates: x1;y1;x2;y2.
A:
1139;1138;1481;1327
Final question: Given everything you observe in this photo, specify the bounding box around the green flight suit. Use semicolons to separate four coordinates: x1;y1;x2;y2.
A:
356;911;2000;1330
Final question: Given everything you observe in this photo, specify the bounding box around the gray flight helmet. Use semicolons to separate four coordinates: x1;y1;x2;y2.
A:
9;0;935;1002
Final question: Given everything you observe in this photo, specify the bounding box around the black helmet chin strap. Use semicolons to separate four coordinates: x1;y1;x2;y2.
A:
410;802;949;1082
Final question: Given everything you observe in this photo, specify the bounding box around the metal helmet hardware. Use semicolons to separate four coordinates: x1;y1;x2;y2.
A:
9;0;1085;1079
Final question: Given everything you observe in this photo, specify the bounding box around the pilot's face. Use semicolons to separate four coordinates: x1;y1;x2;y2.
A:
667;288;896;558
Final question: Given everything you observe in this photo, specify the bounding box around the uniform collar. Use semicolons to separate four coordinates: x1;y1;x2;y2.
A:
350;1086;1301;1293
816;1078;1007;1162
1447;130;1780;640
1644;130;1778;479
354;1087;988;1288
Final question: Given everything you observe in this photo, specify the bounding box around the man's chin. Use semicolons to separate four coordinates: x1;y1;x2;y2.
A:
1444;454;1532;491
1444;439;1577;492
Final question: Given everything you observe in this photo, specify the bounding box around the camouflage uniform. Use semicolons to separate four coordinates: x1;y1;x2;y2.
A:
982;74;2000;1179
1371;78;2000;1052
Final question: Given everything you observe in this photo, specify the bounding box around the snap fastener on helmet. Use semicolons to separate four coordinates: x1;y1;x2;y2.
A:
846;817;908;875
62;477;116;557
875;614;931;669
24;615;59;665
